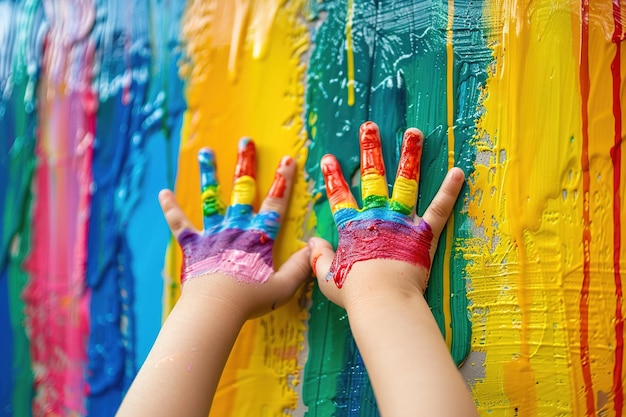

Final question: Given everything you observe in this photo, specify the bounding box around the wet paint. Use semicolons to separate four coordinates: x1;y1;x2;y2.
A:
610;1;624;414
329;214;433;288
0;1;41;414
464;0;626;414
22;2;97;413
179;228;275;284
304;0;486;414
171;1;311;415
320;122;432;288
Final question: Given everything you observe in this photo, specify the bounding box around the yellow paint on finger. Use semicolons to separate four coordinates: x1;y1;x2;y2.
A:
231;175;257;206
390;177;418;212
361;172;388;200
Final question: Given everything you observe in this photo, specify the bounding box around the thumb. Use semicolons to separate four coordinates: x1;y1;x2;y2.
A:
271;246;312;301
308;237;335;282
309;237;347;307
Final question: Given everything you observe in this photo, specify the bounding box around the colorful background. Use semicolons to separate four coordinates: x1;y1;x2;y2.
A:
1;0;624;416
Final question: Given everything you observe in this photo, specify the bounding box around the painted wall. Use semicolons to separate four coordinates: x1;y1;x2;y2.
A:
0;0;624;416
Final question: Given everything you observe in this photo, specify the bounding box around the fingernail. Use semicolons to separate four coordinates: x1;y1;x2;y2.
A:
450;168;464;181
280;156;293;167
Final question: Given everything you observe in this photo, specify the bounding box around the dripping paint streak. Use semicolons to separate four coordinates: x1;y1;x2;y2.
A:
611;0;624;413
442;0;456;347
579;0;595;414
345;0;355;106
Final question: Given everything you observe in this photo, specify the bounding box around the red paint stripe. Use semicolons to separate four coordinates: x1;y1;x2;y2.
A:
579;0;595;414
611;0;624;413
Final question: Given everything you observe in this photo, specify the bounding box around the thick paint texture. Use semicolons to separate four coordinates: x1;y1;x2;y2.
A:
0;1;185;416
330;212;433;288
2;0;626;416
304;1;485;414
179;144;280;285
463;0;626;415
168;1;312;415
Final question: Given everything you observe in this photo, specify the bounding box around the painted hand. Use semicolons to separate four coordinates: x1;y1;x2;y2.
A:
310;121;465;301
159;138;310;317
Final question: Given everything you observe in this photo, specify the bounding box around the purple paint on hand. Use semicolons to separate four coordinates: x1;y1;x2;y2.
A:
178;228;274;284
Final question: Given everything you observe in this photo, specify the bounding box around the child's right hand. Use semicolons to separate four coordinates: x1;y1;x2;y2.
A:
309;121;465;310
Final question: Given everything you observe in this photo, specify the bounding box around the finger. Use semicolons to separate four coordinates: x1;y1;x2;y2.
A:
158;189;197;239
359;121;388;209
320;154;358;214
308;237;343;305
198;147;225;229
252;156;295;238
420;167;465;236
231;137;257;206
390;128;423;215
269;246;312;307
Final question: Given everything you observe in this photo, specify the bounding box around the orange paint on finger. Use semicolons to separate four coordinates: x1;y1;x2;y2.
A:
235;138;257;179
268;172;287;198
359;121;385;176
311;253;322;277
396;128;423;181
321;155;357;213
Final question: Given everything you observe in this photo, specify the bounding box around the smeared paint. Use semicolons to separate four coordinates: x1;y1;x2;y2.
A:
320;122;433;288
464;0;626;414
179;229;275;284
611;0;624;413
579;0;595;413
329;214;433;288
22;2;97;414
304;1;484;414
174;1;311;415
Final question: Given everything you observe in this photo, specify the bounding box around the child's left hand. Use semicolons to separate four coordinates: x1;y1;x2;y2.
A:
158;138;311;320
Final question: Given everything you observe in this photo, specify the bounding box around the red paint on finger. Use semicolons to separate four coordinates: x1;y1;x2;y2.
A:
311;253;322;277
359;121;385;176
280;156;293;167
321;155;355;212
396;128;423;181
268;172;287;198
235;137;256;178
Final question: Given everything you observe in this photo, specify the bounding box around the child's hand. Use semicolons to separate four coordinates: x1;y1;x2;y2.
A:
309;121;465;309
159;138;310;319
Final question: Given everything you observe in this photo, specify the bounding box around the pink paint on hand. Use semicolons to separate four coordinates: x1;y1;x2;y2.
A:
329;217;433;288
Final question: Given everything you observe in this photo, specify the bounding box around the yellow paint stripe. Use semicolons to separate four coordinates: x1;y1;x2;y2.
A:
443;0;456;349
345;0;355;106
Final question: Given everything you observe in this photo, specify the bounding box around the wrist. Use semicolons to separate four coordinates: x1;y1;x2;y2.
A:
179;275;249;328
340;259;428;312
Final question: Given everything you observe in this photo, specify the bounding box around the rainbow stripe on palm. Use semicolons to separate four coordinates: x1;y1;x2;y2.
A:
179;138;287;285
322;121;434;288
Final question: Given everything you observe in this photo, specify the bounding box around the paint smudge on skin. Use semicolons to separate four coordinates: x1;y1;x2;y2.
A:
179;143;283;285
179;228;275;284
321;122;432;288
329;215;433;288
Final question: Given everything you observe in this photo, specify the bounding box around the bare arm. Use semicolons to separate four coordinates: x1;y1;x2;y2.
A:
117;141;310;417
310;122;477;417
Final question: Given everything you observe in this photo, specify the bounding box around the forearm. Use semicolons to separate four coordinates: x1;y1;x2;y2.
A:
346;287;477;417
117;278;245;417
